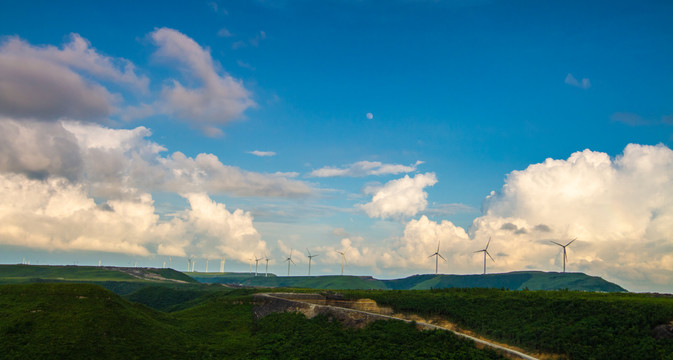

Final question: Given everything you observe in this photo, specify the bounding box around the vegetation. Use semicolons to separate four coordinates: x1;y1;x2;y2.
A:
344;288;673;359
0;283;508;359
191;271;626;292
253;312;505;359
2;265;670;359
0;264;197;285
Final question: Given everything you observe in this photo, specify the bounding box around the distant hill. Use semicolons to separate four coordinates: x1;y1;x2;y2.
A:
190;271;627;292
0;264;198;284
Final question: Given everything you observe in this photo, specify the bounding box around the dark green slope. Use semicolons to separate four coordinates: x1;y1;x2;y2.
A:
0;283;187;359
397;271;627;292
191;271;627;292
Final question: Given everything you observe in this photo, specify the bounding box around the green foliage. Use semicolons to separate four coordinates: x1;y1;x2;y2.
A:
0;264;198;285
253;312;505;359
0;283;186;359
191;271;626;292
0;283;256;359
344;288;673;359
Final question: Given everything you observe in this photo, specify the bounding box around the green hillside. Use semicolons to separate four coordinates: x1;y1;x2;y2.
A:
0;265;197;284
0;283;511;359
0;283;188;359
345;288;673;360
191;271;627;292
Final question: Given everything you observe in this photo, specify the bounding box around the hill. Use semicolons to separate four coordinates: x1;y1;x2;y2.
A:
0;283;188;359
191;271;627;292
0;264;197;284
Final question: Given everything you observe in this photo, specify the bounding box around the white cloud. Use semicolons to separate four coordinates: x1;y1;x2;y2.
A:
310;160;423;178
0;118;83;181
0;118;312;200
0;171;267;261
469;144;673;291
150;28;255;134
249;150;276;157
565;73;591;89
217;28;233;37
361;173;437;219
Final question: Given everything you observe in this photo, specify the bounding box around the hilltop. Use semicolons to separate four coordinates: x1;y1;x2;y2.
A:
191;270;627;292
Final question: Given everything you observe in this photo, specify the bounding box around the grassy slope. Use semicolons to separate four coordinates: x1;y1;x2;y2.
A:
0;265;197;284
0;265;137;282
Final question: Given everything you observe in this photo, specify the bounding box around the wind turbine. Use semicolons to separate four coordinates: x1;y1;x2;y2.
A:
428;241;446;275
254;256;263;276
336;248;348;276
306;248;319;276
188;256;195;272
169;256;172;269
205;258;209;273
220;257;225;273
551;238;576;273
474;237;494;275
248;257;253;274
264;255;271;277
285;249;295;276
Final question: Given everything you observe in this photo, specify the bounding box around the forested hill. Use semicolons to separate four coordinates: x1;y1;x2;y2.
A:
191;271;627;292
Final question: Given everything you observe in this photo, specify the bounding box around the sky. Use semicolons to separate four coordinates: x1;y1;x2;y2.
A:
0;0;672;292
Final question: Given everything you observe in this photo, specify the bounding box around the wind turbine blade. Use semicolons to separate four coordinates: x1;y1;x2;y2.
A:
438;254;446;262
428;254;435;258
486;236;491;250
550;240;563;247
474;250;483;253
566;238;576;247
437;242;440;253
486;251;495;262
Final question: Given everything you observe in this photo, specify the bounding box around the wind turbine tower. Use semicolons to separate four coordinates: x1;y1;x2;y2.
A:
254;256;262;276
551;238;576;273
205;258;209;273
474;237;494;275
428;241;446;275
336;249;348;276
306;248;319;276
220;257;225;273
264;255;270;277
285;249;295;276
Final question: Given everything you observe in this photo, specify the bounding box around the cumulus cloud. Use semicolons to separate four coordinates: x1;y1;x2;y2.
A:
0;172;267;260
0;118;83;181
470;144;673;291
249;150;276;157
0;34;148;121
361;173;437;219
310;160;423;178
564;73;591;89
0;119;312;200
150;28;255;134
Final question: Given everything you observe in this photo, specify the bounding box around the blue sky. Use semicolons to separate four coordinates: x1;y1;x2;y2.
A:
0;0;672;291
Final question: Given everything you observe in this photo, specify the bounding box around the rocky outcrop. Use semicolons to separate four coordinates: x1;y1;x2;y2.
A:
253;293;394;328
652;322;673;340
